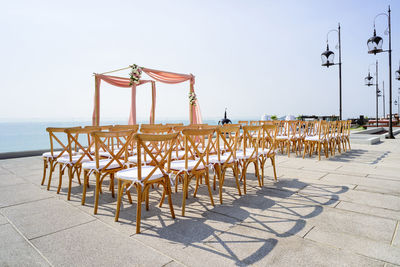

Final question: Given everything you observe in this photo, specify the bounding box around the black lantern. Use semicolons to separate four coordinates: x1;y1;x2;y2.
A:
396;66;400;80
365;72;374;86
367;29;383;54
321;44;335;67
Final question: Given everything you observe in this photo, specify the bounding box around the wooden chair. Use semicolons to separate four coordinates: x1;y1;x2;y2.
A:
115;132;179;234
210;124;242;204
42;127;81;190
58;127;100;200
170;128;215;216
302;121;329;160
82;130;136;214
236;125;262;194
259;124;278;183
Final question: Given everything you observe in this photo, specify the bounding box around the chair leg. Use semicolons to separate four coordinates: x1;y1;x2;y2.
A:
166;179;175;219
110;173;115;198
205;171;214;206
47;161;55;191
182;173;188;216
145;186;150;211
56;164;62;193
193;175;200;198
233;163;242;196
82;170;88;205
126;185;133;204
159;187;166;208
218;168;225;204
41;159;47;186
115;179;123;222
67;166;73;201
242;164;247;195
94;172;101;214
271;156;277;181
136;184;142;234
76;167;82;185
318;143;321;161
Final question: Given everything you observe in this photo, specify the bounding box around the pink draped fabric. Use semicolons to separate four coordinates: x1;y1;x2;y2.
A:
92;67;203;126
92;74;154;125
141;68;202;124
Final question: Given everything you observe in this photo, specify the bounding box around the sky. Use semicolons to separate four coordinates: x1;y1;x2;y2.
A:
1;0;400;123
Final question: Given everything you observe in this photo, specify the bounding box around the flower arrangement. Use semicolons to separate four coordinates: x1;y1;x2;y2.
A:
129;64;142;86
189;92;197;105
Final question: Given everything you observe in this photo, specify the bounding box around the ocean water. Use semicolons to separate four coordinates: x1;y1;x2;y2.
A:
0;119;232;153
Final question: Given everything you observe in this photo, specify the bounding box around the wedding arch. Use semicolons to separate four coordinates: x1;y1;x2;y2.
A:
92;65;202;126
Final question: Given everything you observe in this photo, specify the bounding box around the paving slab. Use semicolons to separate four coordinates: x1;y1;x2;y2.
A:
0;224;50;266
305;226;400;265
1;197;95;240
298;185;400;211
336;201;400;221
0;183;52;208
0;173;28;187
31;220;173;267
204;223;382;266
301;206;397;242
321;173;400;193
0;213;8;225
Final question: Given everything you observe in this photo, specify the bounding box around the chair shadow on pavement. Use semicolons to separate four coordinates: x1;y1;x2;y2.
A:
125;172;350;266
49;167;349;265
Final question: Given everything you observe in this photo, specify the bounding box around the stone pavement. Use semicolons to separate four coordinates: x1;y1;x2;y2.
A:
0;139;399;266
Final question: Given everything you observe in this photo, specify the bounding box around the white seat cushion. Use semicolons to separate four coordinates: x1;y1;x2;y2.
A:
42;151;76;158
128;155;154;164
170;159;205;171
236;148;258;159
209;154;234;164
276;135;288;140
171;150;186;159
116;166;164;182
305;136;325;141
82;159;122;170
57;155;92;164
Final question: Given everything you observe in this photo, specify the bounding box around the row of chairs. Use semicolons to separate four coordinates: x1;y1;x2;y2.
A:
239;120;351;160
41;124;278;233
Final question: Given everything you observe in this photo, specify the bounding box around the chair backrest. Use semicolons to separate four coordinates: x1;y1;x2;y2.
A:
46;127;81;158
165;123;184;126
85;125;113;131
90;130;136;170
64;127;101;164
241;125;262;158
134;132;179;182
261;124;277;151
111;125;140;131
216;124;240;164
182;128;215;172
140;125;171;134
238;121;249;126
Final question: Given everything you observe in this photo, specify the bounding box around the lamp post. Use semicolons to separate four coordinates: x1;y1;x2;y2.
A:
382;81;385;118
367;5;394;138
321;23;342;120
365;61;380;127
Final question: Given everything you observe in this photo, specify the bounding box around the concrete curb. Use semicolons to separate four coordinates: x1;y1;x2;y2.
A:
0;149;47;160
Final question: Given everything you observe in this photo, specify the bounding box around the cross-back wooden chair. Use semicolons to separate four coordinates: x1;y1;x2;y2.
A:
58;127;100;200
236;125;262;194
302;121;329;160
210;124;242;204
127;125;172;166
169;128;215;216
42;127;81;190
343;120;351;151
259;124;278;184
115;132;179;234
82;130;136;214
